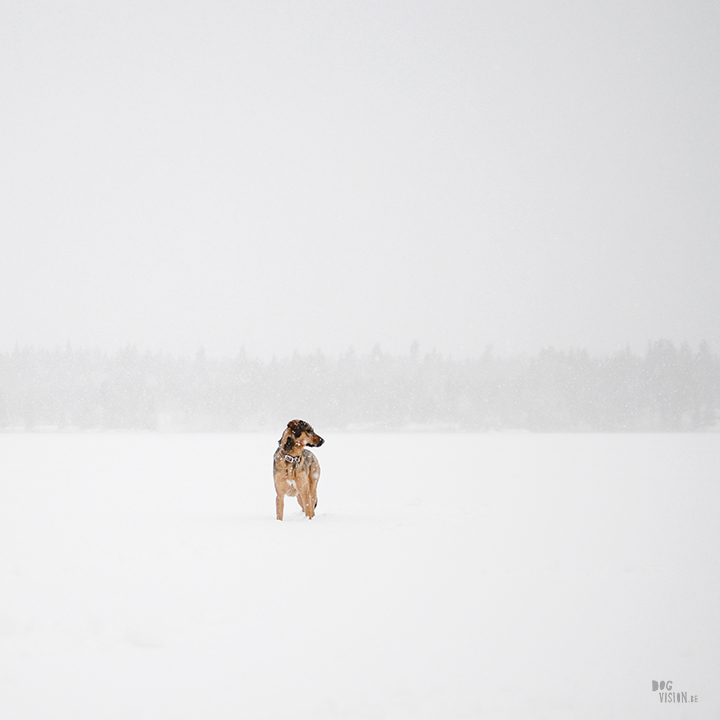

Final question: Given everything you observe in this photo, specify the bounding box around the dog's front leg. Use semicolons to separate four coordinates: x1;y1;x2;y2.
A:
298;487;315;519
276;493;285;521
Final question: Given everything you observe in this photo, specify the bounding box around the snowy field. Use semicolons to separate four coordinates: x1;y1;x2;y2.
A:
0;431;718;719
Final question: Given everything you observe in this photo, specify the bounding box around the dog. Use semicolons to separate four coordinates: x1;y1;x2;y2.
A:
273;419;324;520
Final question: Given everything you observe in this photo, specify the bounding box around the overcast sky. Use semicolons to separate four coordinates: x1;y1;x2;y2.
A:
1;0;718;359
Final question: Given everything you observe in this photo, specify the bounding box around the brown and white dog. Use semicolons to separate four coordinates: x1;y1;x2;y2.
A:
273;419;324;520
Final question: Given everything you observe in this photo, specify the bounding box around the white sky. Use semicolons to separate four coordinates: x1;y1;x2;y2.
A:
1;0;718;358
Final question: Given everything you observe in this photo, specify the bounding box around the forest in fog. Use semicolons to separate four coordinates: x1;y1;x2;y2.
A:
0;340;717;433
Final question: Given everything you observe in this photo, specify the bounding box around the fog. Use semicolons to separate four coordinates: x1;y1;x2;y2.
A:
1;341;717;432
2;0;719;361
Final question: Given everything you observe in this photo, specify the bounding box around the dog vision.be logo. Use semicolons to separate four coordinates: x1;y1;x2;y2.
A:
652;680;698;703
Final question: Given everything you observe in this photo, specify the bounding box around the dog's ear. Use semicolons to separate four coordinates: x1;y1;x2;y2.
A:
288;419;308;438
282;433;295;453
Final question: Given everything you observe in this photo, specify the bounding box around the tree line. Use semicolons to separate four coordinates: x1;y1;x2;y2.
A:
0;340;717;432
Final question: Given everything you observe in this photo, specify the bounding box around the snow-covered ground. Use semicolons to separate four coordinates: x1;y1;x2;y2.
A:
0;432;717;719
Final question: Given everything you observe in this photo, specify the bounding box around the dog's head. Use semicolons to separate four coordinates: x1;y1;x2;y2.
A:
280;419;325;453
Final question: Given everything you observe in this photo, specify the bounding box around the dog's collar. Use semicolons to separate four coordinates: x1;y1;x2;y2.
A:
284;454;301;465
